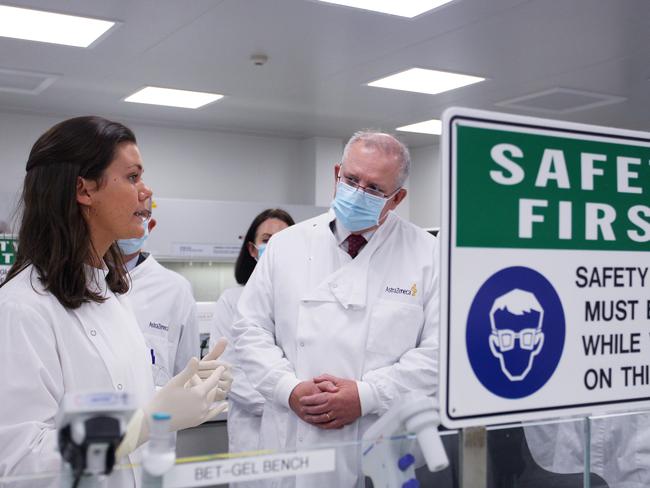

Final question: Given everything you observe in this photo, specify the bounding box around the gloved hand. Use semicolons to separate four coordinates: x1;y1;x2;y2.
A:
187;338;233;401
116;356;229;459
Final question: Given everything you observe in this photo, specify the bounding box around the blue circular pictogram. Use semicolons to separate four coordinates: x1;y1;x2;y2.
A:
466;266;565;399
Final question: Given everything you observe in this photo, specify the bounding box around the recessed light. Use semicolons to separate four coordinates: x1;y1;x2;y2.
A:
0;5;115;48
368;68;485;95
317;0;454;18
396;119;442;135
124;87;224;109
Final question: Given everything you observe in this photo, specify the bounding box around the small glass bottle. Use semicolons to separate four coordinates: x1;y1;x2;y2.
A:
142;412;176;479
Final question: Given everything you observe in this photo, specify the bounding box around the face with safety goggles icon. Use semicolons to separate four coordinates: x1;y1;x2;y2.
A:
488;289;545;381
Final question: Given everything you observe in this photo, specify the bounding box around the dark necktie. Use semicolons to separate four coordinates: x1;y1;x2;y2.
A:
346;234;367;258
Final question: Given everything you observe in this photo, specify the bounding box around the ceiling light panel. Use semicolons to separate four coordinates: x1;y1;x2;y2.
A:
124;87;224;109
317;0;454;18
368;68;485;95
396;119;442;135
0;5;115;48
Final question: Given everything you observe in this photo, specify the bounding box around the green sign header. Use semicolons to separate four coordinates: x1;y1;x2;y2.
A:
456;124;650;251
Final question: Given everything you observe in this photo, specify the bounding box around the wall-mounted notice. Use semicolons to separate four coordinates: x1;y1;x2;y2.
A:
440;107;650;427
0;235;16;284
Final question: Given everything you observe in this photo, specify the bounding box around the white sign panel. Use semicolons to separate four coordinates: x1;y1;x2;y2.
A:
163;449;336;487
171;242;241;260
440;107;650;427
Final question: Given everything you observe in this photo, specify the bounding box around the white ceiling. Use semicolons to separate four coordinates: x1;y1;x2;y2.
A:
1;0;649;147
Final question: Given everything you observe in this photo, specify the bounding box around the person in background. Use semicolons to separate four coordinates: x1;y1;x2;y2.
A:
118;206;202;387
210;208;295;460
0;116;231;485
233;130;439;488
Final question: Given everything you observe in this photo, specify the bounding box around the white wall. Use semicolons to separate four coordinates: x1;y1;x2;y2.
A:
409;144;441;229
0;111;315;207
0;112;59;223
133;124;312;205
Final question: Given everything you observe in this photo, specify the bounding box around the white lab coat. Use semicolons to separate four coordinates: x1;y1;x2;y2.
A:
233;211;439;488
0;264;154;487
525;414;650;487
127;255;199;386
210;286;265;457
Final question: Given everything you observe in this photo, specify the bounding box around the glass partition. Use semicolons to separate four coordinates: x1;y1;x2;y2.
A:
4;412;650;488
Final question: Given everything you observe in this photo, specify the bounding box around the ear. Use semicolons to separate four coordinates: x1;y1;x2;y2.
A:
334;164;341;180
76;176;95;207
386;188;408;211
247;241;258;260
333;164;342;197
148;218;157;233
392;188;407;206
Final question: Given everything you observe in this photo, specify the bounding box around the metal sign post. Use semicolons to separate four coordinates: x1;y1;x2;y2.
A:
459;426;487;488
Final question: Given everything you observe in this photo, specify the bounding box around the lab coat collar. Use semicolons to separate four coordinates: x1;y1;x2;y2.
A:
301;210;399;309
84;262;109;296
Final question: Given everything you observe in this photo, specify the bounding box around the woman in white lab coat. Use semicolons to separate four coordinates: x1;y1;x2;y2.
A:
0;116;228;487
210;209;294;458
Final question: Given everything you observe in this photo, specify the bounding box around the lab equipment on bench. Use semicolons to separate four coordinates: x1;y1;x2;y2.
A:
57;391;134;487
362;392;448;488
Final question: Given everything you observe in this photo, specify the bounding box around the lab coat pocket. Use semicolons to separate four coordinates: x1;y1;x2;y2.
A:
367;299;424;359
144;334;171;386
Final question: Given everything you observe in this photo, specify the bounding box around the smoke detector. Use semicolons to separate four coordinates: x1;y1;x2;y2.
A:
250;53;268;66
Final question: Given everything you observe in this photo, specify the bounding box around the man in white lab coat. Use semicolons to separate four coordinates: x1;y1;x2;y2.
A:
233;131;439;488
119;217;200;386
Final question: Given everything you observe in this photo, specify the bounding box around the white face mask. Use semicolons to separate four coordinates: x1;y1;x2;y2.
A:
253;243;267;261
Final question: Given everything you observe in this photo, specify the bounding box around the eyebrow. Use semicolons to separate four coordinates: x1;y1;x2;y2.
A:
128;163;144;172
343;171;384;192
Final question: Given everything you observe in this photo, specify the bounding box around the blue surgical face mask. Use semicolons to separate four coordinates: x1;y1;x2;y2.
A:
117;219;150;255
331;181;389;232
254;243;267;261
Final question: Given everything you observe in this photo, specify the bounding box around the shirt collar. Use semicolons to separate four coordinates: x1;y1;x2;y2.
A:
124;254;140;272
330;219;376;246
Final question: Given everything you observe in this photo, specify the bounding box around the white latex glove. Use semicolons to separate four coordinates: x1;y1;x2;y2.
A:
116;357;228;459
189;338;233;400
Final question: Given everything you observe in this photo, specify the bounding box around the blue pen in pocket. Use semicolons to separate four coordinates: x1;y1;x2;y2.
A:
150;348;156;365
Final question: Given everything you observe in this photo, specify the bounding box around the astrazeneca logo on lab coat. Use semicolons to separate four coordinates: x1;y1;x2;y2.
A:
385;283;417;297
466;266;565;399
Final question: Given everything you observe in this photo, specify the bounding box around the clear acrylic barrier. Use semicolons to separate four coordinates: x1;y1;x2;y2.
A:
4;411;650;488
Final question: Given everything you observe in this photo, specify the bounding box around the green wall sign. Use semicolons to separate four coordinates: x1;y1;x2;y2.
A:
0;236;16;266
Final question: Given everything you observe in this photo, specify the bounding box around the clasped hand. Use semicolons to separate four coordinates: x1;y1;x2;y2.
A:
289;374;361;430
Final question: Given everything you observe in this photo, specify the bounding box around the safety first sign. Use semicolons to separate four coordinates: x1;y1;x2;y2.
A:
0;235;16;284
440;107;650;427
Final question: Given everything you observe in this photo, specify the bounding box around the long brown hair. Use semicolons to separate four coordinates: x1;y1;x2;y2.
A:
1;116;135;308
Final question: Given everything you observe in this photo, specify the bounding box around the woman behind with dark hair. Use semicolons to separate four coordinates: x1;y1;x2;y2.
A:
234;208;295;285
0;116;230;485
210;209;294;465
